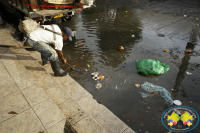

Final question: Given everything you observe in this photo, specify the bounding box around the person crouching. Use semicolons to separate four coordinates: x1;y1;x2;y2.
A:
25;25;73;76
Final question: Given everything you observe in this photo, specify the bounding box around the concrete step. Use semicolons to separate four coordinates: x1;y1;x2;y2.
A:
0;24;135;133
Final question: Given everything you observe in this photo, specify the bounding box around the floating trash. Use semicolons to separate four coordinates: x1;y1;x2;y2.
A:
135;84;140;87
149;92;158;95
131;34;135;38
186;72;192;75
118;46;124;50
95;83;102;89
124;78;126;83
141;82;174;106
185;49;192;53
87;64;90;68
98;75;105;80
163;49;169;52
173;100;182;105
140;92;154;98
136;59;170;75
91;72;99;80
184;15;187;17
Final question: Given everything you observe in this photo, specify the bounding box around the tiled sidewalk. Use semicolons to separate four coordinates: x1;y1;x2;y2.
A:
0;23;134;133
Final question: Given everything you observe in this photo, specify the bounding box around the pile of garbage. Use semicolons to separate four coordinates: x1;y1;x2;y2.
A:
91;72;105;89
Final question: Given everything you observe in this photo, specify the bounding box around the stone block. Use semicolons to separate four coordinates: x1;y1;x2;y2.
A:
53;75;75;88
33;99;65;129
5;60;28;77
64;82;90;101
0;60;4;68
12;72;36;90
123;127;135;133
22;84;49;107
0;67;12;81
0;78;20;98
47;119;66;133
0;109;45;133
94;110;128;133
78;95;106;117
73;115;107;133
35;73;58;91
4;39;18;46
46;86;71;105
58;98;88;125
0;92;30;122
1;49;17;66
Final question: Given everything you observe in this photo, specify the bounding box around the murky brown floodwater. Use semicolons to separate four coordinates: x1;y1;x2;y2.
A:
59;1;200;132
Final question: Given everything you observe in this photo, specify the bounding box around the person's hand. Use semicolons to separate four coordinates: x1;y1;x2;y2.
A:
62;58;67;64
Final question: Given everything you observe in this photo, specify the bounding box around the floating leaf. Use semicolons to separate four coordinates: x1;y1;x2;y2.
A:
185;49;192;53
66;67;71;70
124;78;126;83
118;46;124;50
98;75;105;80
163;49;169;52
135;84;140;87
72;65;77;68
149;92;158;95
8;111;17;114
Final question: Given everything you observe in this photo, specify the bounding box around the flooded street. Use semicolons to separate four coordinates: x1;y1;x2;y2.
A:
59;0;200;132
1;0;199;132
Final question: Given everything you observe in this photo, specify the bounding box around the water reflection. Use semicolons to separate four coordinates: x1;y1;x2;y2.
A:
172;28;198;98
79;5;142;67
58;1;200;132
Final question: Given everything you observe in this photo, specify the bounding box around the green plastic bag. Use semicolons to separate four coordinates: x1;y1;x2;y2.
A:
136;59;170;75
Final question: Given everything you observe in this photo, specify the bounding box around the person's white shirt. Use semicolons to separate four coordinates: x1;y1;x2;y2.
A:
29;24;63;51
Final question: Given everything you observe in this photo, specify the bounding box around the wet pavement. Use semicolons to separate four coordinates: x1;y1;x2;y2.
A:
58;0;200;132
